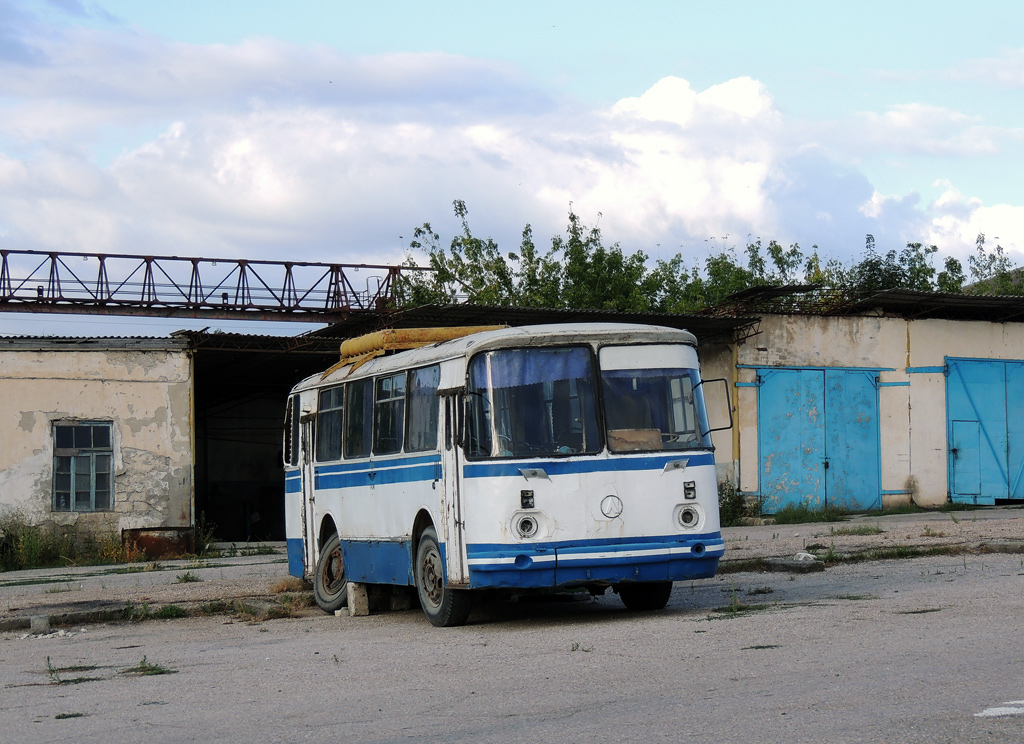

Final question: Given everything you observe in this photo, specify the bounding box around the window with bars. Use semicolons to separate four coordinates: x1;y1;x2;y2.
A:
53;422;114;512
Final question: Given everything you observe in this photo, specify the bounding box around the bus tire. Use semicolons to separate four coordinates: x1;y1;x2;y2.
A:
313;533;347;613
617;581;672;611
415;526;472;627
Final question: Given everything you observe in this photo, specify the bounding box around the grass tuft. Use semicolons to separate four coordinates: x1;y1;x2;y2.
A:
830;524;884;536
121;655;176;676
771;504;850;524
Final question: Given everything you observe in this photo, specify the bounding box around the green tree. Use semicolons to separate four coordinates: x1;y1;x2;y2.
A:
553;209;651;311
399;203;1003;313
966;233;1021;294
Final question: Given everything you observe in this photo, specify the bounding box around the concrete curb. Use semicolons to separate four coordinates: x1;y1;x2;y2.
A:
0;596;296;634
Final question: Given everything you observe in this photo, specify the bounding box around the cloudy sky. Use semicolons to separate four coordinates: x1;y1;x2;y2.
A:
2;0;1023;334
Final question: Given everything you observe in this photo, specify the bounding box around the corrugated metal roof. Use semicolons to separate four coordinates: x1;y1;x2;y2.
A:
309;304;758;343
0;336;190;351
712;286;1024;323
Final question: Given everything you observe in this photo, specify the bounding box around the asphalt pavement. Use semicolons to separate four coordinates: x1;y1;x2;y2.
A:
2;506;1022;633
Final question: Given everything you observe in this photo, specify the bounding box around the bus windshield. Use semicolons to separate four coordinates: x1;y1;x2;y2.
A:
466;346;601;458
600;344;712;452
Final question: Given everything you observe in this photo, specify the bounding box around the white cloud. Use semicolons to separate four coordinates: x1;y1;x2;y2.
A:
853;104;1019;157
2;11;1024;279
955;48;1024;88
922;181;1024;260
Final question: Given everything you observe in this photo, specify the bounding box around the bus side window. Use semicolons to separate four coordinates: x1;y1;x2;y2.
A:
406;365;440;452
315;386;344;462
344;378;373;459
374;373;406;455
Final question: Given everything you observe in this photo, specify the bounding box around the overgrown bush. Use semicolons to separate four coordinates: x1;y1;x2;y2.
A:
718;481;751;527
0;512;147;571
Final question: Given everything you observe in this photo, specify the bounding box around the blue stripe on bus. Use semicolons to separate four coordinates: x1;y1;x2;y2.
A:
467;531;723;556
465;532;724;589
284;473;301;494
313;453;442;476
312;454;442;490
462;452;716;479
316;464;440;490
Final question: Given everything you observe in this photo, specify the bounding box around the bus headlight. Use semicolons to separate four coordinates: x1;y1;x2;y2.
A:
512;511;544;539
674;504;703;531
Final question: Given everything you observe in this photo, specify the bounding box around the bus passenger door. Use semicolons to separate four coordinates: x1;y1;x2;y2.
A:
299;413;318;573
441;394;469;585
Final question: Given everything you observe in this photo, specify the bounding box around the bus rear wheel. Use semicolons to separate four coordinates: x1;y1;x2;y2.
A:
617;581;673;611
314;533;347;613
415;526;472;627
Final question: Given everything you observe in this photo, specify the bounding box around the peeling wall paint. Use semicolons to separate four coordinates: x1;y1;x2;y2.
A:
0;344;193;538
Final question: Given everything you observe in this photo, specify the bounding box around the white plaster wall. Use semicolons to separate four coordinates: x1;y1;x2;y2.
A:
0;347;193;536
696;342;736;483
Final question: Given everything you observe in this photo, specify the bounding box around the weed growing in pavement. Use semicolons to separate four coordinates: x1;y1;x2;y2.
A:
46;657;103;685
742;644;780;650
152;605;189;619
44;583;79;594
54;713;84;720
859;503;925;517
194;512;219;556
175;571;201;583
120;656;176;676
920;526;946;538
271;577;308;593
570;642;593;653
240;545;277;556
771;504;850;525
830;524;884;536
709;601;773;618
747;586;774;596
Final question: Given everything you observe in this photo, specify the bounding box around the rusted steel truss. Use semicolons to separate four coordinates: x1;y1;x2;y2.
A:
0;249;426;321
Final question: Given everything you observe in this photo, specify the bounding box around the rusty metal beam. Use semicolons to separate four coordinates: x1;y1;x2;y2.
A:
0;249;426;321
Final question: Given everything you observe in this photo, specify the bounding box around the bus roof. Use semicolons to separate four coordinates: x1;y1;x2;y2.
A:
292;322;699;392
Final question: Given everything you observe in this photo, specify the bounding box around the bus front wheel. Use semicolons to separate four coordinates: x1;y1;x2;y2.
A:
616;581;672;611
314;533;347;613
415;526;472;627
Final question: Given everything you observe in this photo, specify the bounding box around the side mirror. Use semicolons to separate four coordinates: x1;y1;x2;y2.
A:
695;378;733;436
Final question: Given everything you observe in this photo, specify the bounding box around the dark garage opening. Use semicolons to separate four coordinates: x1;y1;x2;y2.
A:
189;334;341;542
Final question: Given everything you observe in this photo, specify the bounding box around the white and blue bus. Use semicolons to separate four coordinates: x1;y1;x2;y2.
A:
284;323;729;626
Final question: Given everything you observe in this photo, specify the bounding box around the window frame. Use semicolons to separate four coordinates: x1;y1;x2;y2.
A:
52;421;114;512
373;372;407;456
315;386;345;462
463;345;602;460
405;364;441;453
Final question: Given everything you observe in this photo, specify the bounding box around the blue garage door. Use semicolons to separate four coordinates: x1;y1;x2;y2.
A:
758;368;881;513
947;359;1024;504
